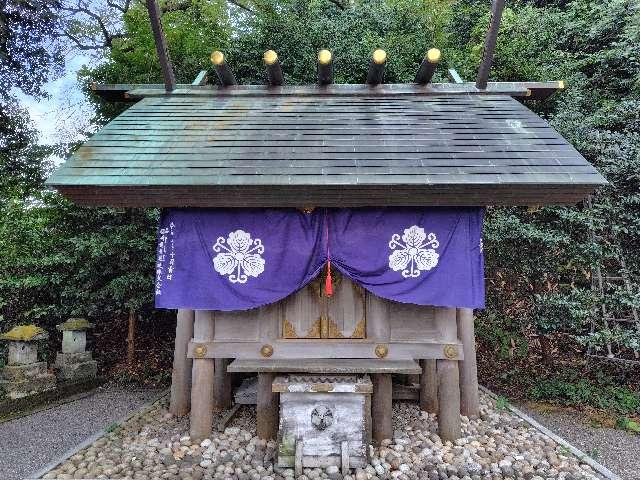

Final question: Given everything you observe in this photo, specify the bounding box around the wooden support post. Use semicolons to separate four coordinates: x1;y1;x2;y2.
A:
414;48;441;85
367;49;386;86
476;0;506;90
434;307;461;441
437;359;461;441
317;49;333;86
190;311;215;442
210;51;237;86
169;309;194;417
264;50;284;86
457;308;480;418
213;357;232;411
145;0;176;92
257;372;278;440
372;373;392;444
419;359;438;413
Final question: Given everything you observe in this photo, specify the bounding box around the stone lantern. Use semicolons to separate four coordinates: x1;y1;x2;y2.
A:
0;325;56;399
54;318;97;382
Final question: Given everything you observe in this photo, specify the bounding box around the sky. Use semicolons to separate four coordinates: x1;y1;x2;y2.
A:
12;53;95;154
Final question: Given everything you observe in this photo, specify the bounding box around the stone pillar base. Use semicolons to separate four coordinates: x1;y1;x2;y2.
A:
0;362;56;399
54;352;97;382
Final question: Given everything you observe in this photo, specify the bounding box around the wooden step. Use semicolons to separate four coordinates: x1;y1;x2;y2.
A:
227;358;421;375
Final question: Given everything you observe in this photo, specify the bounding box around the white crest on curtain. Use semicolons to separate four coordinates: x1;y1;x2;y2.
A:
213;230;265;283
388;225;439;278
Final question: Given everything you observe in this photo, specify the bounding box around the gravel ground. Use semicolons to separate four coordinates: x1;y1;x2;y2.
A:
42;392;603;480
0;385;160;480
518;404;639;480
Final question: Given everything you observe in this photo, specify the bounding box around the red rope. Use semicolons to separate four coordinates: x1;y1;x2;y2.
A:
324;209;333;296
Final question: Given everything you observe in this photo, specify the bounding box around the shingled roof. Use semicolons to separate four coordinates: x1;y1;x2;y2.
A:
46;86;606;207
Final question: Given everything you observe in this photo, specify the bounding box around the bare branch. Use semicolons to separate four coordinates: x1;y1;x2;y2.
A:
106;0;131;13
59;3;114;47
227;0;255;13
60;29;107;51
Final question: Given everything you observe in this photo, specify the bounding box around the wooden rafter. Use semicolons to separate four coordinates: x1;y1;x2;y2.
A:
145;0;176;92
476;0;506;90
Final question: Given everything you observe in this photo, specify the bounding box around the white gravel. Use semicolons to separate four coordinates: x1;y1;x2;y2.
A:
41;392;605;480
0;385;160;480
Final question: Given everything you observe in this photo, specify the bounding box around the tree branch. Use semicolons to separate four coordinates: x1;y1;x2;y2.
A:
60;29;107;51
106;0;131;14
226;0;255;13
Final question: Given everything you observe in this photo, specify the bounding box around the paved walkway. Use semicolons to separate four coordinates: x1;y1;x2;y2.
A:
520;403;639;480
0;386;160;480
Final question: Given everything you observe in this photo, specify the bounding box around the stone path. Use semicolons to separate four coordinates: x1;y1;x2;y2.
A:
519;404;639;480
0;385;159;480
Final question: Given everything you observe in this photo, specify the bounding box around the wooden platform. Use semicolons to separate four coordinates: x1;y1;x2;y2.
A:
227;358;421;375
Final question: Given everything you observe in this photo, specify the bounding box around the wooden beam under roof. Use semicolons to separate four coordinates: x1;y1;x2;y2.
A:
90;81;567;102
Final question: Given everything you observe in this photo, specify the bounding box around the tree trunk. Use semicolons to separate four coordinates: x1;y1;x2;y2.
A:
127;309;136;366
539;334;552;366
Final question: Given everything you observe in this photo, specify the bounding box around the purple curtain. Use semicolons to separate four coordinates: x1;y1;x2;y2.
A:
155;207;484;311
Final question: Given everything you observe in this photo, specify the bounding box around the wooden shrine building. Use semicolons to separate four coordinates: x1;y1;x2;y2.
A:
46;0;606;453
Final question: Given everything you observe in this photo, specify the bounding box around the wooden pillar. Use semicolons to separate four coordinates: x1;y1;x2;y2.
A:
419;359;438;413
257;372;278;440
372;373;392;444
169;309;194;417
213;358;232;411
435;307;461;441
189;311;215;442
457;308;480;418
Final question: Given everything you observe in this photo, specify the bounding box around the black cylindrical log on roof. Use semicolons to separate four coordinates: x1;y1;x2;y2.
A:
264;50;284;86
210;51;237;86
367;49;386;86
317;49;333;86
415;48;441;85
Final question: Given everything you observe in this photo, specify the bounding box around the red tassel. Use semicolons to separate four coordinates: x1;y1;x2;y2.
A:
325;260;333;297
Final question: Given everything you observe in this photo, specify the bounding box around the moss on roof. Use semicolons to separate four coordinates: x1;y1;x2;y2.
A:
56;318;94;331
0;325;48;342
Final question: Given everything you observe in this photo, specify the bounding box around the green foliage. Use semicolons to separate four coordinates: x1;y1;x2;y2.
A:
529;371;640;414
475;313;529;360
229;0;452;85
0;0;63;99
0;99;53;201
495;395;510;412
616;417;640;434
105;421;120;433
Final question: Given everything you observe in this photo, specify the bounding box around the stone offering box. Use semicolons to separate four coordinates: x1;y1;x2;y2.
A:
273;374;372;475
54;318;97;382
0;325;56;399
